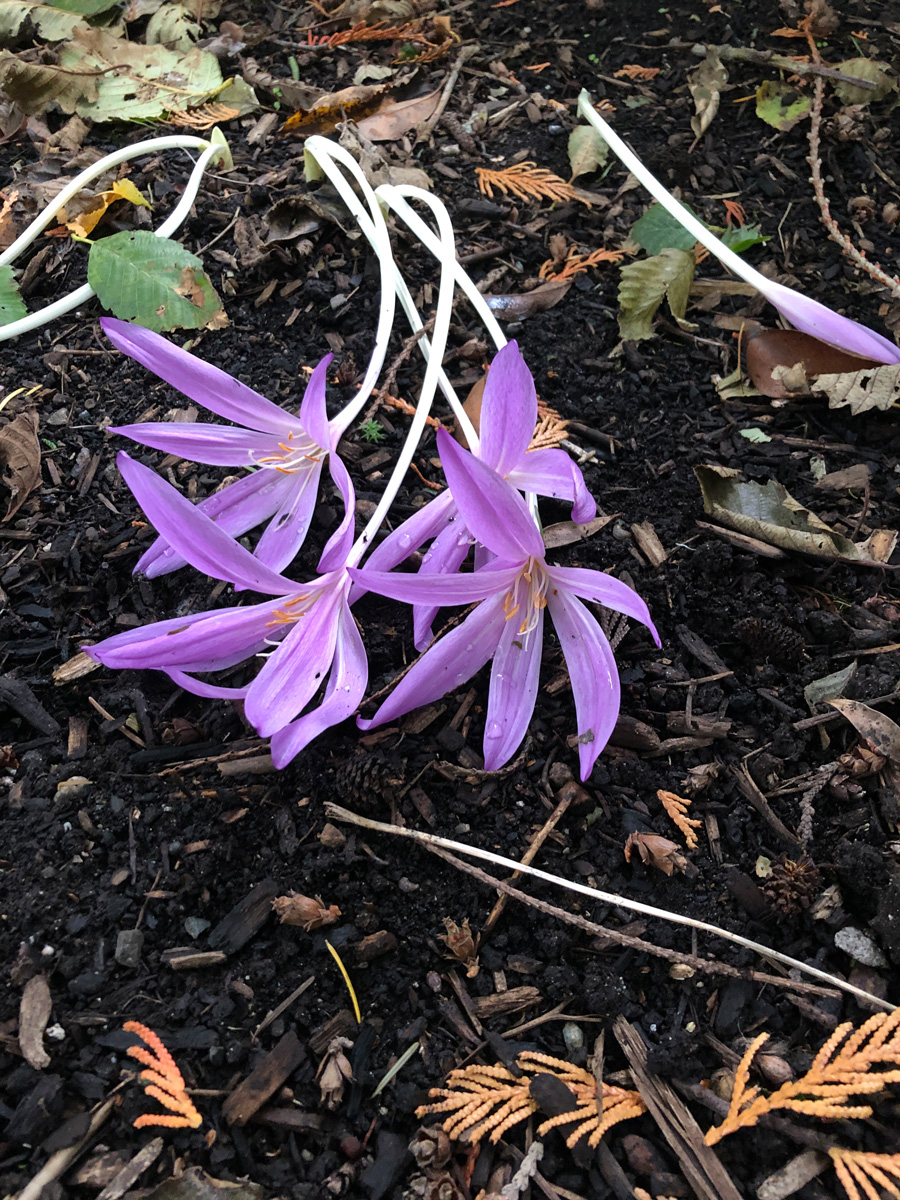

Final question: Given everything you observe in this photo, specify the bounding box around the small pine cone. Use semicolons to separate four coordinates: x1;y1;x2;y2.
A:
334;748;404;804
763;855;822;915
733;618;805;663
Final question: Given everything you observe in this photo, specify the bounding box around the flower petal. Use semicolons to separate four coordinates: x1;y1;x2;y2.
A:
359;595;506;729
437;429;542;561
317;447;356;573
362;492;456;574
348;563;518;608
547;587;620;780
252;461;323;576
509;448;596;523
478;341;536;473
165;669;250;699
269;599;367;768
482;596;543;770
761;280;900;364
118;452;295;596
411;517;475;649
244;578;344;736
548;564;660;643
108;422;276;466
298;356;333;450
101;318;296;434
136;470;295;578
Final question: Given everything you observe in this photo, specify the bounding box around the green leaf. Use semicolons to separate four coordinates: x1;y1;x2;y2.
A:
833;59;895;105
145;3;199;51
0;265;27;326
630;202;699;255
755;80;810;131
618;248;695;342
567;125;608;181
50;0;118;12
720;222;768;253
738;427;772;444
0;0;90;41
88;231;226;332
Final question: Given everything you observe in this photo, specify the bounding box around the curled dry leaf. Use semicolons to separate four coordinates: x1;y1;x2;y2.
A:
439;917;479;978
356;85;442;141
688;46;727;140
827;699;900;765
624;831;688;876
744;328;883;400
0;410;41;521
272;891;341;931
484;278;571;321
811;361;900;416
694;464;897;567
316;1036;354;1111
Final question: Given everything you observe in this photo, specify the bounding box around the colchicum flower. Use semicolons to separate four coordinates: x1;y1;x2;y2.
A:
84;452;365;768
351;430;659;779
101;318;354;579
363;341;596;646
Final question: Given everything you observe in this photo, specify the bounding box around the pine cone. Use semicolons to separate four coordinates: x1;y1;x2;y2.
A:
733;618;805;663
334;748;404;805
764;855;822;915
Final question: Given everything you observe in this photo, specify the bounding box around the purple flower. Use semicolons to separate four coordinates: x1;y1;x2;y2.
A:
84;451;365;768
101;318;354;579
362;341;596;646
351;430;659;780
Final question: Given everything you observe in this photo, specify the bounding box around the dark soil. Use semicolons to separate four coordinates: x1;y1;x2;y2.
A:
2;1;900;1198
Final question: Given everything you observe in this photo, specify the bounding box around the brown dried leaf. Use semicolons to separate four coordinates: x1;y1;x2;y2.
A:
272;892;341;931
282;83;388;136
0;410;40;520
356;85;441;140
827;699;900;765
744;328;883;399
316;1036;354;1110
688;46;728;140
624;831;685;876
439;917;479;978
18;975;52;1070
484;278;571;321
811;361;900;416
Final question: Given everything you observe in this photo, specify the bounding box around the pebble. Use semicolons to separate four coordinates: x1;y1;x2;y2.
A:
114;930;144;968
834;926;888;968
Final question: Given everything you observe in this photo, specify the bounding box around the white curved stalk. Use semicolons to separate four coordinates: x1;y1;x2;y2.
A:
326;804;894;1013
577;90;900;364
0;139;228;343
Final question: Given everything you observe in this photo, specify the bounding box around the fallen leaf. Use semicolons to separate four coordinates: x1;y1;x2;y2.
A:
567;124;608;181
744;328;883;399
828;699;900;764
439;917;479;978
755;79;811;131
694;464;897;566
63;177;150;238
18;975;52;1070
272;892;341;931
833;59;895;105
688;46;727;140
804;663;856;713
811;361;900;416
282;82;388;136
484;278;571;320
542;514;615;548
356;85;441;140
618;248;694;341
624;832;687;876
813;463;871;491
0;409;40;520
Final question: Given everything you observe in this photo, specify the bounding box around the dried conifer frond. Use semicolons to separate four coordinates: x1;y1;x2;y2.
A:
831;1149;900;1200
539;246;626;282
706;1010;900;1146
613;64;661;81
417;1052;645;1150
658;789;702;850
475;163;581;206
529;399;569;450
308;20;428;47
166;104;239;130
123;1021;202;1130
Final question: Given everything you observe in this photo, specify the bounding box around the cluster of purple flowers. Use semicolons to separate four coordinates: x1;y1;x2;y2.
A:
87;319;659;777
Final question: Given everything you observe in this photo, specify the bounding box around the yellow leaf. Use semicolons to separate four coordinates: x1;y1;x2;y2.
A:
64;178;150;238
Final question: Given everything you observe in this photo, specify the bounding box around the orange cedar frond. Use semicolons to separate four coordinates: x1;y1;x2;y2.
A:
658;790;702;850
722;199;746;227
308;20;428;47
770;25;807;37
706;1011;900;1146
539;246;625;282
123;1021;203;1131
831;1149;900;1200
476;163;584;207
614;65;661;81
166;104;240;130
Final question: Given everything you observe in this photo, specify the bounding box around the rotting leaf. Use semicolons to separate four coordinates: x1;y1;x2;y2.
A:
744;328;883;399
755;79;811;131
688;45;727;141
694;464;897;566
0;264;26;325
144;1166;263;1200
833;59;895;105
624;831;687;877
617;247;694;341
485;278;571;321
811;362;900;416
0;0;103;42
356;85;441;140
804;663;856;714
282;82;388;136
827;699;900;765
542;514;615;549
63;177;149;238
0;49;98;116
0;409;40;520
145;2;200;51
567;124;608;182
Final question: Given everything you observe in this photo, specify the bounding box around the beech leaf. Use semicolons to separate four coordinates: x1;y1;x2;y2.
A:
0;48;98;115
618;248;694;341
688;46;727;140
811;362;900;415
833;59;895;105
0;409;41;520
755;80;811;131
827;699;900;764
0;0;100;41
567;124;608;181
745;328;883;400
694;464;897;566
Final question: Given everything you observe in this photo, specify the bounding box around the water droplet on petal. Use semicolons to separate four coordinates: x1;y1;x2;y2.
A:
486;721;503;741
162;548;175;559
399;533;412;549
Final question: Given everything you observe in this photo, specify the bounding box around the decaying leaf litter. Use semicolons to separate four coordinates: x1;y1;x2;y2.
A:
1;0;900;1197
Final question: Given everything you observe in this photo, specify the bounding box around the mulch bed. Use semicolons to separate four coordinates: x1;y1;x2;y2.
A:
1;1;900;1198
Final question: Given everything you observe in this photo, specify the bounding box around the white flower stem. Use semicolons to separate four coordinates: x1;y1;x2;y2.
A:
325;803;894;1013
0;138;228;343
577;90;769;290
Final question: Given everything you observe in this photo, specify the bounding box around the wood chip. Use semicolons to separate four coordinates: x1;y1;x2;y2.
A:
757;1149;830;1200
18;975;52;1070
631;520;668;566
207;879;279;955
161;948;228;970
95;1137;164;1200
53;650;101;685
222;1031;306;1126
471;985;541;1019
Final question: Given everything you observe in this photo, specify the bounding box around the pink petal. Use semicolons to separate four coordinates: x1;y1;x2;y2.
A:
348;563;518;608
252;461;323;576
548;564;660;643
108;422;276;466
478;341;536;474
483;593;544;770
317;447;356;572
509;448;596;523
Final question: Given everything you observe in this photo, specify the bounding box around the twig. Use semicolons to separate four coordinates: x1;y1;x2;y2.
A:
17;1098;116;1200
324;803;894;1011
360;319;435;425
807;76;900;297
419;46;477;138
685;42;877;90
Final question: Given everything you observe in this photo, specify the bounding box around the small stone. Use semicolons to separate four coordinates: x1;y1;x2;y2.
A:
834;926;888;968
114;929;144;969
55;776;92;802
184;917;211;940
318;823;346;850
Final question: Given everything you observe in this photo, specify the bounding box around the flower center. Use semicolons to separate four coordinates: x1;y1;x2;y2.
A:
503;558;548;638
266;589;315;628
251;430;324;474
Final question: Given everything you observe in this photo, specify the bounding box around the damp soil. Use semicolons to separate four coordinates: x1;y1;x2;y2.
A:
1;1;900;1198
